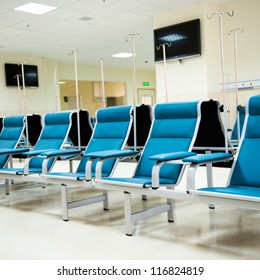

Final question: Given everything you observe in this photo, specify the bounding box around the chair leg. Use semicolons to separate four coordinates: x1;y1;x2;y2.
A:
206;151;215;210
61;184;69;221
124;191;133;236
103;190;109;210
167;198;174;222
5;179;10;195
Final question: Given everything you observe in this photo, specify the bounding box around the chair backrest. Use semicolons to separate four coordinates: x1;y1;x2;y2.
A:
0;117;3;134
25;114;42;146
133;101;201;184
229;95;260;187
68;109;93;148
28;111;73;172
0;114;25;168
193;100;234;167
127;104;152;147
194;100;228;148
76;105;133;176
230;106;246;141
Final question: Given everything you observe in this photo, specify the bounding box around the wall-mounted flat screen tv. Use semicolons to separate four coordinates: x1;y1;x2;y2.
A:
4;63;39;87
154;19;201;62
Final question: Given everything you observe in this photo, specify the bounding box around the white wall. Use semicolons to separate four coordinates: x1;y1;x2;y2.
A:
0;53;156;115
154;0;260;126
0;0;259;122
154;2;221;103
0;54;59;116
220;0;260;126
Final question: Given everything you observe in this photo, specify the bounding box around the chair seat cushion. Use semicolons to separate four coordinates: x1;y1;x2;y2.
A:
46;171;110;180
197;185;260;200
0;167;43;174
102;176;177;188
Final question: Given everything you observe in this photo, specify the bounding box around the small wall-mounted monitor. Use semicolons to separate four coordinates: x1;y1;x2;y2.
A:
4;63;39;87
154;19;201;62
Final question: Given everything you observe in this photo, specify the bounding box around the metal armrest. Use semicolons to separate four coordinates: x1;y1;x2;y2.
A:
84;149;139;159
85;149;140;180
149;151;197;162
40;149;83;174
184;152;233;192
23;149;56;157
41;149;82;159
182;152;233;165
150;151;197;189
0;147;30;156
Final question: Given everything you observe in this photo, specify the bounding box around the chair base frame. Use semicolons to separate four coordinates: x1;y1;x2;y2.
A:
95;179;260;235
61;183;109;221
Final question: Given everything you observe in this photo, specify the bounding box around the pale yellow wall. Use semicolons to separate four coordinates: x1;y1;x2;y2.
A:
0;54;59;116
220;0;260;126
59;80;126;116
0;53;155;116
0;0;259;123
154;2;221;103
104;82;125;97
60;80;95;113
58;63;156;107
154;0;260;128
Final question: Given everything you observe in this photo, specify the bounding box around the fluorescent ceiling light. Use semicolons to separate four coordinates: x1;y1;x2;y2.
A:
15;3;57;15
112;52;133;58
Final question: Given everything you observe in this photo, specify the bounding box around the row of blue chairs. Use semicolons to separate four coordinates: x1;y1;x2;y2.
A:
0;96;258;236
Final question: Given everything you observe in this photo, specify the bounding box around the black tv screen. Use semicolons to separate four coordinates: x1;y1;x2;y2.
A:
5;63;39;87
154;19;201;62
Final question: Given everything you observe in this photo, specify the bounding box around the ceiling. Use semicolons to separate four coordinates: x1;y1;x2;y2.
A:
0;0;230;70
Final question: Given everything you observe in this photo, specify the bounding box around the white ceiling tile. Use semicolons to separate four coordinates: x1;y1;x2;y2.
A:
0;0;232;69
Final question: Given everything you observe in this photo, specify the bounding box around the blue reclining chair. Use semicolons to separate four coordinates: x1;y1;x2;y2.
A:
0;114;28;193
42;105;133;221
93;101;202;235
0;114;27;167
0;110;74;193
184;95;260;210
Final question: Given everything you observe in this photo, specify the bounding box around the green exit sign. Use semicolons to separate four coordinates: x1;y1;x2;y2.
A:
143;81;149;86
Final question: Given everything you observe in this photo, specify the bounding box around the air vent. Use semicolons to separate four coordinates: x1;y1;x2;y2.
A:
78;16;93;22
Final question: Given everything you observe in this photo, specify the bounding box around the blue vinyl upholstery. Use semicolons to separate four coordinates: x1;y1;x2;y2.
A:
104;101;200;187
231;106;245;141
48;105;133;179
0;115;25;168
199;95;260;198
0;111;72;174
27;111;72;172
79;105;132;176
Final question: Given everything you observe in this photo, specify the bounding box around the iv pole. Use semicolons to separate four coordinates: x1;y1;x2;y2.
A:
15;74;23;113
100;57;106;108
156;43;171;103
20;61;29;148
69;49;81;149
53;67;59;112
228;28;244;143
207;11;234;153
126;33;140;151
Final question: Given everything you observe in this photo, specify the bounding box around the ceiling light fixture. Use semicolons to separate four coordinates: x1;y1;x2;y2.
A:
14;3;57;15
112;52;133;58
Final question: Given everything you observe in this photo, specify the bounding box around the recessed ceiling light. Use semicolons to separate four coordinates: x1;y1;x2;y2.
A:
15;3;57;15
112;52;133;58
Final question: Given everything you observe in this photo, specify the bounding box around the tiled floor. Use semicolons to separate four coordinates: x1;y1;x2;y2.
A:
0;159;259;260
